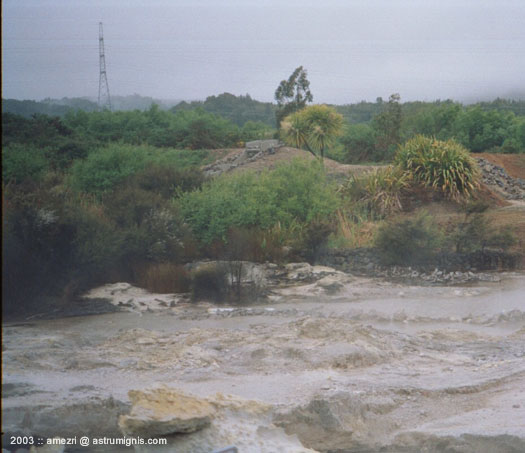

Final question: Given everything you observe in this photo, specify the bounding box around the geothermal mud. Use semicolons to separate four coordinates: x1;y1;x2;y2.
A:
2;272;525;452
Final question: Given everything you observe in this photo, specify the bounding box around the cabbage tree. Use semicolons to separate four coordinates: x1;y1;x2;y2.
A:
280;105;344;164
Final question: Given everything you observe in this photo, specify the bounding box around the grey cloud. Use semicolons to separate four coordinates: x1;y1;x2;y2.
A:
2;0;524;102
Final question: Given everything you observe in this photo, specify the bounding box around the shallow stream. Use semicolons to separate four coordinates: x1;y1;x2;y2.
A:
2;273;525;452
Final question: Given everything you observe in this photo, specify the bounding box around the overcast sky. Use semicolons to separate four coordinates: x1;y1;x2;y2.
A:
2;0;525;104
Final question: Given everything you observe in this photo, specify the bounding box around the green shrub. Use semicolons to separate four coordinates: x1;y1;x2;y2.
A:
371;93;402;160
340;123;378;163
179;159;339;244
395;135;479;200
152;148;213;169
68;200;123;273
168;109;241;149
104;186;164;227
463;199;490;215
69;144;148;195
295;218;335;261
141;207;190;262
258;159;340;225
46;141;91;170
453;107;514;152
450;214;491;253
63;107;243;149
2;144;49;184
488;227;517;250
191;263;228;302
103;186;189;264
69;144;209;197
133;164;204;198
241;121;275;141
374;211;442;265
216;227;276;262
450;209;517;253
323;143;346;163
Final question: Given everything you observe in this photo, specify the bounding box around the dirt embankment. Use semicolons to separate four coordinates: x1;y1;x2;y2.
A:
234;146;380;177
205;146;383;178
207;148;524;190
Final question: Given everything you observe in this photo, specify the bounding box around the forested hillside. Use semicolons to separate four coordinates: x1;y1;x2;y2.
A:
171;93;277;126
337;97;525;161
2;94;182;118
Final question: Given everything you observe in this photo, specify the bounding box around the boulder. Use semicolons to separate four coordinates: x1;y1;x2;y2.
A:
119;391;317;453
315;275;345;294
119;388;215;437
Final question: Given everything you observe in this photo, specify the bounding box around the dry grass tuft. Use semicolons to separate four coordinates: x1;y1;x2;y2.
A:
135;262;190;293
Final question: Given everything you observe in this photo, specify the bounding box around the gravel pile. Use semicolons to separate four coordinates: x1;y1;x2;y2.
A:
475;157;525;200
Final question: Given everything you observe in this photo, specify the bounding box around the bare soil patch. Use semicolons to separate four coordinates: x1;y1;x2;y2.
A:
206;146;383;178
238;146;381;177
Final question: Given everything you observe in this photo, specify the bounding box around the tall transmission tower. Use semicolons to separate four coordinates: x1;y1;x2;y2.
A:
98;22;112;111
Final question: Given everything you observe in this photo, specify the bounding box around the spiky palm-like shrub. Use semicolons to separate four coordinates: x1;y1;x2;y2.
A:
395;136;479;200
342;166;411;218
280;105;344;162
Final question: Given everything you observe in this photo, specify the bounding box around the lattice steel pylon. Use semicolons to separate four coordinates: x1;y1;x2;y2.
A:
98;22;112;111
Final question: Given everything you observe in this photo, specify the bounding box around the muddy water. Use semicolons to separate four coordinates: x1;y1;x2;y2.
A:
2;274;525;452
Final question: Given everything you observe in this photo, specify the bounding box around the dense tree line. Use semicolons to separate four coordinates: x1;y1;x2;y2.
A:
171;92;277;127
2;106;273;155
2;94;183;118
335;98;525;124
2;99;81;118
4;92;525;157
339;98;525;162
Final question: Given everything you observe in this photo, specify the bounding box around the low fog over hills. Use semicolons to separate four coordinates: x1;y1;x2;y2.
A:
3;0;524;104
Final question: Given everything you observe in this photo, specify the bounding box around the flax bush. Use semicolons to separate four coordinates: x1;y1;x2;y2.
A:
395;135;479;200
342;166;411;219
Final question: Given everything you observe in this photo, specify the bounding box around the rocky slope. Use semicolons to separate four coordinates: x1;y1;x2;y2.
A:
203;143;383;179
475;157;525;201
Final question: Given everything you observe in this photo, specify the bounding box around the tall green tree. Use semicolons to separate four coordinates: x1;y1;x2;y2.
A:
371;93;402;159
274;66;313;127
